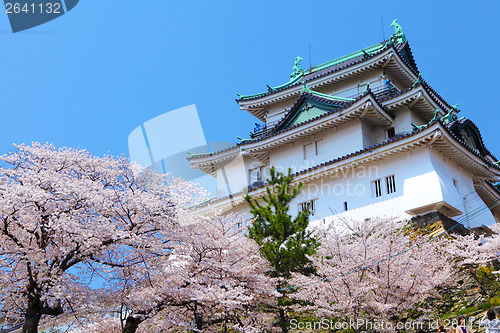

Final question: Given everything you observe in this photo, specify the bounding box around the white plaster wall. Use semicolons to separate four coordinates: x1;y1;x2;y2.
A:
403;171;446;212
216;154;265;198
428;150;496;228
361;121;386;148
216;155;248;197
392;107;425;135
219;147;497;230
243;154;267;183
401;148;444;213
220;151;410;226
266;100;296;124
289;151;414;222
270;120;364;172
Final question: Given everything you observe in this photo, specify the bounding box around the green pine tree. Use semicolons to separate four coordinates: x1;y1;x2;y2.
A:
244;167;319;333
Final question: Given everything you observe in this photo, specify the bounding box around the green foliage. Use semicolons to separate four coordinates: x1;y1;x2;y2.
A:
245;167;320;333
450;296;500;316
476;265;500;297
245;167;319;280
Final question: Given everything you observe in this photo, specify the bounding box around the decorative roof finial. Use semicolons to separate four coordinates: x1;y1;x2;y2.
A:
411;73;422;88
390;19;407;44
301;82;312;94
237;136;250;142
441;103;460;125
441;110;454;125
412;109;439;131
364;82;371;93
290;56;304;79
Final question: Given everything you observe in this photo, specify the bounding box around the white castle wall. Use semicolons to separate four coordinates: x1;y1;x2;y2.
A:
269;120;364;173
216;147;496;229
216;154;264;198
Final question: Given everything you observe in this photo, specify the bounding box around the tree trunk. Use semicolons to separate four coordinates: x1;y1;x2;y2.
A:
22;292;44;333
278;307;288;333
22;309;41;333
22;292;64;333
122;316;142;333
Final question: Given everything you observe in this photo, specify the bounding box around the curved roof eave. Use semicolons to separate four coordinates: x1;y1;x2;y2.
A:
237;43;425;123
239;92;395;150
193;122;500;213
446;118;499;163
236;45;397;108
187;144;239;163
236;42;388;102
381;83;456;121
189;92;394;168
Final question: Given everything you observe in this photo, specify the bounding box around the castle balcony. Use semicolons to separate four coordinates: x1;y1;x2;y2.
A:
249;120;280;139
345;81;400;101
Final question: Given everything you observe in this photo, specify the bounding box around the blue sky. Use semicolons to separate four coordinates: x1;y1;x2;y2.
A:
0;1;499;161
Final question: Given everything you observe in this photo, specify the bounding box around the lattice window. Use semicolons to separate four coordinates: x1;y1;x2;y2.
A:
386;175;396;194
299;199;316;216
372;179;382;198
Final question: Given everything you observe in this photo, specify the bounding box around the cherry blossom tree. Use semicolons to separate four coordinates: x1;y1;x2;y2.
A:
447;223;500;297
101;212;273;333
452;223;500;265
55;211;273;333
0;143;203;333
292;218;454;332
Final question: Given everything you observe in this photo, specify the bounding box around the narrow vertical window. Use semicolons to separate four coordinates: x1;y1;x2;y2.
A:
372;179;382;198
303;143;314;160
386;127;396;139
249;167;261;184
299;199;316;216
453;178;459;193
385;175;396;194
315;139;323;156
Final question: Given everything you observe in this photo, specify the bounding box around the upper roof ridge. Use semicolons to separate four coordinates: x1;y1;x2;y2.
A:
236;19;410;102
